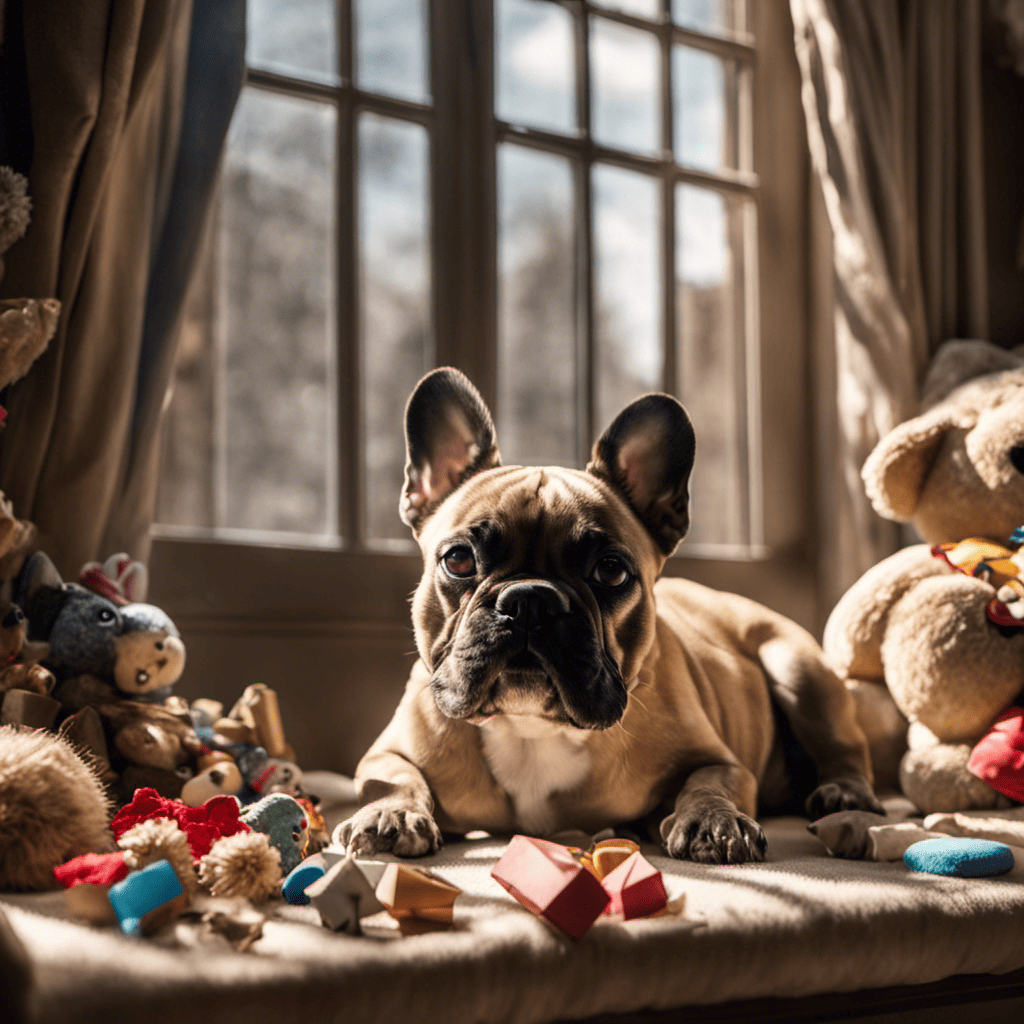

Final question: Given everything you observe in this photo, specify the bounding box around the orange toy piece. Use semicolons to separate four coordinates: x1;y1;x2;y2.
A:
374;863;461;935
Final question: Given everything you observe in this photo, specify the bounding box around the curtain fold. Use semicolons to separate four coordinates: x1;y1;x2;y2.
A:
791;0;988;601
0;0;244;580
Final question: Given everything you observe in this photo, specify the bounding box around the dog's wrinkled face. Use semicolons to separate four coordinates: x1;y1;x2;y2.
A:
413;467;660;729
401;369;695;734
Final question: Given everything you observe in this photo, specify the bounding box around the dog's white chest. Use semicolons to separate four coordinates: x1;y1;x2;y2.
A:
480;717;591;835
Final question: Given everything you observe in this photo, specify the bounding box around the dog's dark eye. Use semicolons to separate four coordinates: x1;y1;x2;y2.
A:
97;608;116;625
1011;444;1024;474
442;545;476;579
592;556;631;588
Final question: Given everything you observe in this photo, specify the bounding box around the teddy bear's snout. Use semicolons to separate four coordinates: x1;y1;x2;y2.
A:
113;630;187;693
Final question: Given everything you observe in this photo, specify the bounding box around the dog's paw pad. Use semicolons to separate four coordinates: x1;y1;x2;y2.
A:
662;806;766;864
334;805;442;858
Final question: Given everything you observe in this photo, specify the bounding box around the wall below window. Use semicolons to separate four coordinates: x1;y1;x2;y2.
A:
173;620;416;776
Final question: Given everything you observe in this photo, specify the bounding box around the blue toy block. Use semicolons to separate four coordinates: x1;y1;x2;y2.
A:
108;860;185;936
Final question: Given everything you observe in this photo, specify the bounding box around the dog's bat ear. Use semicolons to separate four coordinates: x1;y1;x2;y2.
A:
587;394;695;555
401;367;502;533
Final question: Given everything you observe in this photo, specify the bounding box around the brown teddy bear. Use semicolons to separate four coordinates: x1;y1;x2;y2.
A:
824;340;1024;813
0;599;53;696
0;166;59;400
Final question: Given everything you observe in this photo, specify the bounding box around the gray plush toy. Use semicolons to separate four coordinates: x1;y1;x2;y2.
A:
17;552;185;702
14;552;198;799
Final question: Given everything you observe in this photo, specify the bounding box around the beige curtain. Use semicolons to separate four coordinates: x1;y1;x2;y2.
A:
791;0;988;605
0;1;193;580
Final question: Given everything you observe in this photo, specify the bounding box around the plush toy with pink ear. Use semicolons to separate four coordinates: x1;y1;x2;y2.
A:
824;340;1024;814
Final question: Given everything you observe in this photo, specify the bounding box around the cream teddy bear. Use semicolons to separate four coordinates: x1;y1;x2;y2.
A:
824;340;1024;814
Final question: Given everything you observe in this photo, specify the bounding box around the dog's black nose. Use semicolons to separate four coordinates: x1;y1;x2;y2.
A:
495;580;569;627
2;606;24;629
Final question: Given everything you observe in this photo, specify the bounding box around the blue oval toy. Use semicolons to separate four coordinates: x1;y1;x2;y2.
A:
904;837;1015;878
282;861;326;905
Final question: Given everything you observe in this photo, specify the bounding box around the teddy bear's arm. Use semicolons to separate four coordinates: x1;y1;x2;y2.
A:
823;544;948;680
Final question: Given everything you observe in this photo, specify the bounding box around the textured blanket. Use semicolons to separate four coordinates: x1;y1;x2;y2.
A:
5;786;1024;1024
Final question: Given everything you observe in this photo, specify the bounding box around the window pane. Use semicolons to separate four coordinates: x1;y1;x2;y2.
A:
672;46;740;172
158;89;337;540
676;185;750;547
590;17;661;155
355;0;429;104
593;165;662;432
247;0;338;85
497;144;577;467
591;0;661;19
672;0;747;35
359;114;432;543
496;0;576;135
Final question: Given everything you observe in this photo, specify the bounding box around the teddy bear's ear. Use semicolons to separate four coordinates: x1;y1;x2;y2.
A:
862;406;959;521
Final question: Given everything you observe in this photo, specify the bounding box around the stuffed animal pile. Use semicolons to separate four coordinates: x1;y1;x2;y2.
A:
825;340;1024;814
2;550;307;807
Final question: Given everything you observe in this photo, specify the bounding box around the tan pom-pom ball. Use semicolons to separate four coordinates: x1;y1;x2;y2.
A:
199;831;281;901
118;816;199;895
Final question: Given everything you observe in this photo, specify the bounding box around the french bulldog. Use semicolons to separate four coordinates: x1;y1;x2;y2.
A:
336;368;882;863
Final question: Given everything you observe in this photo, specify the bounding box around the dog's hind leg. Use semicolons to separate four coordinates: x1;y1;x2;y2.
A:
757;629;885;820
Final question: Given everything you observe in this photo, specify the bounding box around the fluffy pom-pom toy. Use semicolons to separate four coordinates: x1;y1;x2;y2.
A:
0;725;112;890
118;817;199;896
199;831;281;901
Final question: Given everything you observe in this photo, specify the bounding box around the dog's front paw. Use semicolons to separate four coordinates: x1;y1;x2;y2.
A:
805;778;884;821
660;803;767;864
333;803;442;857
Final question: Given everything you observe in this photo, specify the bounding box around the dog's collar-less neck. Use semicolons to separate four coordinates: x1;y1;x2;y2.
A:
480;715;592;835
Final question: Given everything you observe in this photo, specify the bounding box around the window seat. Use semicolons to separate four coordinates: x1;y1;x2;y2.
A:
4;776;1024;1024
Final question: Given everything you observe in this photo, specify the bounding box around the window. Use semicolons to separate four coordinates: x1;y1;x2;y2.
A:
158;0;777;553
150;0;811;771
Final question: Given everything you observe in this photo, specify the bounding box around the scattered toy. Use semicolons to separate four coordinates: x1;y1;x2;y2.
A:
198;831;282;902
305;857;384;935
239;793;308;875
375;862;461;936
118;816;199;895
903;837;1016;878
108;858;188;936
281;861;325;905
600;852;667;919
492;836;610;940
111;788;249;862
0;724;112;891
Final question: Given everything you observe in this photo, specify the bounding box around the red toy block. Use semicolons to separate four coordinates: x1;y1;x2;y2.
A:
491;836;610;940
599;851;667;920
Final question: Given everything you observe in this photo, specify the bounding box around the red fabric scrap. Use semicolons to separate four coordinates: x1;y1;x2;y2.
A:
969;707;1024;802
111;788;249;861
53;851;129;889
